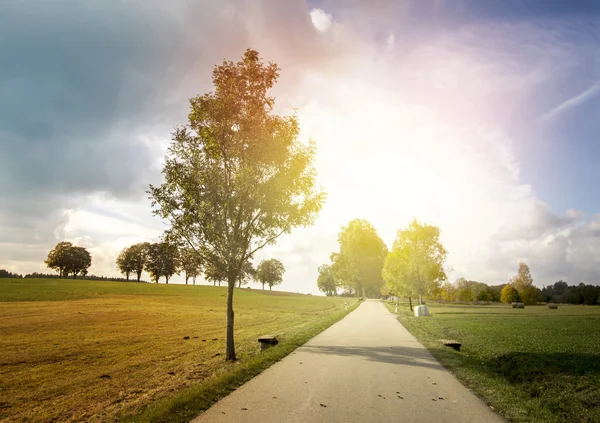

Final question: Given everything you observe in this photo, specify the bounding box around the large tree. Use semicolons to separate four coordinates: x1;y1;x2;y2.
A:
148;49;324;360
317;264;337;296
332;219;388;298
145;242;179;284
116;246;136;280
45;242;92;279
382;219;447;304
256;258;285;291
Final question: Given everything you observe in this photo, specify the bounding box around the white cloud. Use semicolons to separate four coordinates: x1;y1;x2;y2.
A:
4;0;600;292
309;8;333;32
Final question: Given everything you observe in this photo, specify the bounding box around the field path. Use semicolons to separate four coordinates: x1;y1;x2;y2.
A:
192;300;504;423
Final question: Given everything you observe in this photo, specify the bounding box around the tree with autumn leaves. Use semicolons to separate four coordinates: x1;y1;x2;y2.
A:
148;49;324;361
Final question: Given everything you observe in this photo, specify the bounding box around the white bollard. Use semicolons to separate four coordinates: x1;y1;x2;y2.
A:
344;302;348;310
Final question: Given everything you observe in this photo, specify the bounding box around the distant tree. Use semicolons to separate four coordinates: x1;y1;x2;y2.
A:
510;262;536;305
237;260;256;288
129;242;151;282
45;242;91;279
145;242;179;283
116;246;136;280
256;259;285;291
330;252;355;296
0;269;23;278
440;281;457;302
180;247;203;285
317;264;337;296
501;285;519;303
45;241;75;277
382;219;447;304
333;219;388;298
204;258;228;287
455;277;474;302
519;285;538;305
147;49;324;361
65;246;92;279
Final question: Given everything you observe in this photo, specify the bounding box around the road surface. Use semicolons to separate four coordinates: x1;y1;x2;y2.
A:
192;300;504;423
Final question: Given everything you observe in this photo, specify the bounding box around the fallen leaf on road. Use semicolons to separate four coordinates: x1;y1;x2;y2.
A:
320;404;327;408
241;407;248;411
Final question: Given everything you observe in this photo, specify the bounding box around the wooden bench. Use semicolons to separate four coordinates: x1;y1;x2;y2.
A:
439;339;461;352
258;335;278;351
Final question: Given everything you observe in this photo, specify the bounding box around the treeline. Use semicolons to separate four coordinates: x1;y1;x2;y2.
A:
0;269;141;282
438;268;600;305
0;269;23;278
116;242;286;289
540;281;600;305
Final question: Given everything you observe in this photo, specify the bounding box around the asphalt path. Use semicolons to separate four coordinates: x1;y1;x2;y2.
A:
192;300;504;423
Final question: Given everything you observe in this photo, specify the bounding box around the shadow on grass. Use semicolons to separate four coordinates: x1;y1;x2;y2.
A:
477;351;600;420
301;344;442;369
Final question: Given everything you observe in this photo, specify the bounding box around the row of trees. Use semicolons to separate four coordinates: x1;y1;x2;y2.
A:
317;219;447;305
317;220;600;307
540;281;600;305
116;242;286;289
0;269;23;278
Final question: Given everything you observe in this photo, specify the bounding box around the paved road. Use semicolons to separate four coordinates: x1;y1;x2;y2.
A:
192;300;504;423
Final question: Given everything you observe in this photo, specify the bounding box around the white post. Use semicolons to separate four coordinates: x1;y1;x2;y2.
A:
344;302;348;311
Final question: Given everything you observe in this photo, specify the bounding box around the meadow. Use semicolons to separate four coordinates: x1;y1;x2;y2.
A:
388;301;600;423
0;278;357;422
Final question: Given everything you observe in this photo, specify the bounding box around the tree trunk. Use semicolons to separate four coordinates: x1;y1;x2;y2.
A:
72;273;76;280
238;279;241;288
165;276;169;284
137;271;142;282
262;282;265;290
213;280;216;286
269;284;272;291
193;277;196;285
218;281;221;287
408;296;413;311
226;274;236;361
126;273;130;281
185;275;189;285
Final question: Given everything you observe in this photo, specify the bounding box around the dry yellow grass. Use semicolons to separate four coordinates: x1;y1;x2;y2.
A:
0;279;355;422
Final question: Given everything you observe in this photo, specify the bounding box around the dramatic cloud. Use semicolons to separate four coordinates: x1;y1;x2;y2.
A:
2;0;600;291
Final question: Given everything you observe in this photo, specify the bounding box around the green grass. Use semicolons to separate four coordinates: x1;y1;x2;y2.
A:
386;301;600;423
0;278;358;422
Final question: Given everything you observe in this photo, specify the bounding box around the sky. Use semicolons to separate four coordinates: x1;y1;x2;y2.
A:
2;0;600;293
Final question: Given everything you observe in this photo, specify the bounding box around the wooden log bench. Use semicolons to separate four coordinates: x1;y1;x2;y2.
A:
439;339;461;352
258;335;278;351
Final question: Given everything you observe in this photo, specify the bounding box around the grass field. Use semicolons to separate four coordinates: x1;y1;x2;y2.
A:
387;301;600;423
0;278;357;422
